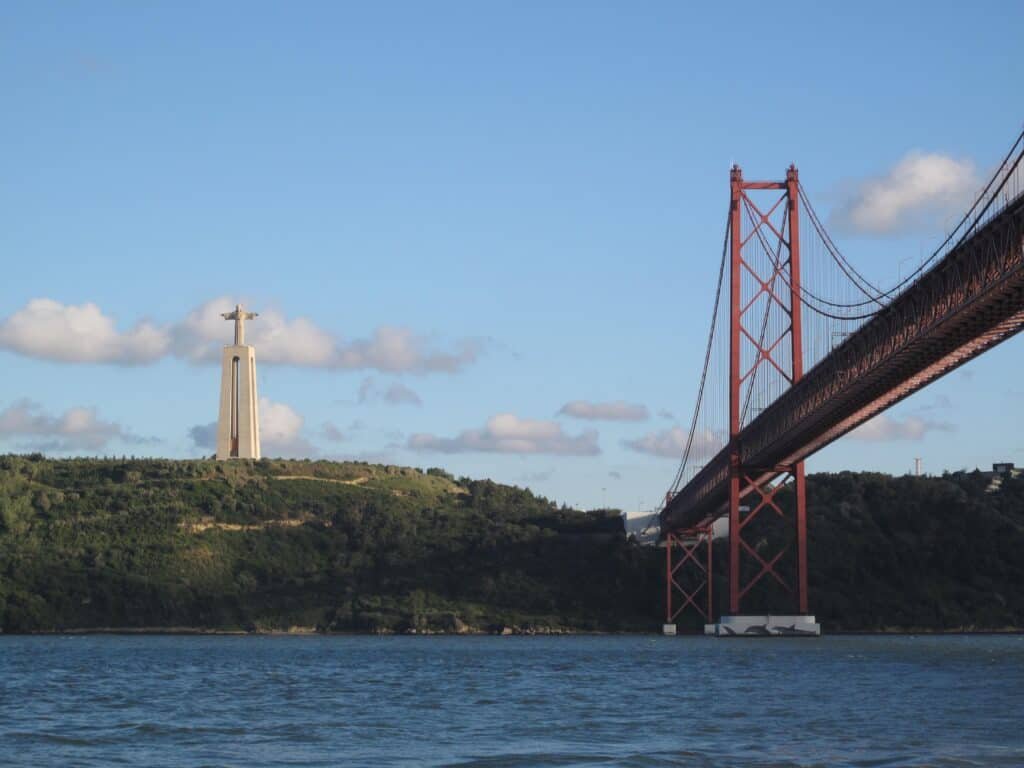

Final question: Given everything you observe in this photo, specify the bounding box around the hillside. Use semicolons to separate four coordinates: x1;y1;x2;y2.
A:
678;469;1024;632
0;455;660;633
0;456;1022;634
806;470;1024;631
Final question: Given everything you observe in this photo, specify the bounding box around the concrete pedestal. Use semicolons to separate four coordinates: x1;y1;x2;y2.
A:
662;624;677;636
216;344;260;460
705;615;821;637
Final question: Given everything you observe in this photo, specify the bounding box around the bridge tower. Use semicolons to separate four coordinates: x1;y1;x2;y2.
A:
664;128;1024;635
717;165;817;634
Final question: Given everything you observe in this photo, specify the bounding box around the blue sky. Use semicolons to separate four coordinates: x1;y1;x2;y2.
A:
1;2;1022;511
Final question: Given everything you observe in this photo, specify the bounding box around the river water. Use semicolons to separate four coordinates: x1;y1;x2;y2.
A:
0;634;1021;766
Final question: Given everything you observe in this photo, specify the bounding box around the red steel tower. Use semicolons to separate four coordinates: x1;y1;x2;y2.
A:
726;165;808;617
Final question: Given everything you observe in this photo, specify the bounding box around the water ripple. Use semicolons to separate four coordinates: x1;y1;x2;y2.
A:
0;635;1022;766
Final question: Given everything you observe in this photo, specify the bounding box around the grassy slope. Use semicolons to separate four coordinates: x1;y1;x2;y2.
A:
0;455;661;633
1;456;1022;633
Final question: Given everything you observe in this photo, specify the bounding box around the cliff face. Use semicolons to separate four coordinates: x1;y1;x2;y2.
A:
0;456;1021;634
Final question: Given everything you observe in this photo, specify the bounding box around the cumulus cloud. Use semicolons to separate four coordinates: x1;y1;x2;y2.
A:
357;377;423;406
0;399;151;452
337;327;483;374
832;151;980;235
622;427;723;460
259;398;317;457
0;299;168;364
172;298;335;366
408;414;600;456
848;414;954;442
189;398;316;457
0;296;485;374
175;298;484;373
557;400;649;422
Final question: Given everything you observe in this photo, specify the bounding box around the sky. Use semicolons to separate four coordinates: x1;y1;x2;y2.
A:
1;2;1022;512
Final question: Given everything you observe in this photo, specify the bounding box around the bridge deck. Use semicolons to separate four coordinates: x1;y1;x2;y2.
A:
662;192;1024;531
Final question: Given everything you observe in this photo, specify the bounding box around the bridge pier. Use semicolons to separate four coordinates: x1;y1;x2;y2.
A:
707;614;820;637
727;467;809;617
663;526;712;633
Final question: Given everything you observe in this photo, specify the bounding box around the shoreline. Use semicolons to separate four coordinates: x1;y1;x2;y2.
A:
3;627;1022;637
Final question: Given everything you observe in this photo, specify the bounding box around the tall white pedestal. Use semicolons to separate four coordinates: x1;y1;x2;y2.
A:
216;344;260;460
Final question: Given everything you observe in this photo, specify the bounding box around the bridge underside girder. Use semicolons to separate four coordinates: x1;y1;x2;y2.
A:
663;195;1024;532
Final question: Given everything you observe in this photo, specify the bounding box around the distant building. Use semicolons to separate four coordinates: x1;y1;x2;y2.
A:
622;510;730;545
622;510;660;545
984;462;1020;492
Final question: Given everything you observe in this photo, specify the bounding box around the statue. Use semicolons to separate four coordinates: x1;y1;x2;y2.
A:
215;304;261;460
221;304;259;346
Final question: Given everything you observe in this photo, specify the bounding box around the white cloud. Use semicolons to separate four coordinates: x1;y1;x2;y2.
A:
188;397;316;457
259;398;316;457
336;326;484;374
848;414;954;442
0;296;485;375
357;376;423;406
408;413;600;456
0;299;168;364
558;400;649;421
172;297;335;366
832;151;980;235
622;427;723;460
0;399;150;452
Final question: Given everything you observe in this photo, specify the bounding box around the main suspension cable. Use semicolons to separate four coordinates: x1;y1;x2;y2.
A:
667;207;730;499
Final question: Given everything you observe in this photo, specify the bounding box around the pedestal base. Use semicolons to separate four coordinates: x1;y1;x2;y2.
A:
662;623;677;636
705;615;821;637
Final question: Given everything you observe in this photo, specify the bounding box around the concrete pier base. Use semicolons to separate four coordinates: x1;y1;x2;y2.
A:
705;615;821;637
662;623;677;636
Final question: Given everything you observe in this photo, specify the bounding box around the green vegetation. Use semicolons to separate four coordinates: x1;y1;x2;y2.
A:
806;470;1024;631
675;470;1024;633
0;455;659;633
0;456;1021;634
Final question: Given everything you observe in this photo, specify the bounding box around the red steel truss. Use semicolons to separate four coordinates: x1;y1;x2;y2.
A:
663;173;1024;544
665;526;713;625
725;166;808;615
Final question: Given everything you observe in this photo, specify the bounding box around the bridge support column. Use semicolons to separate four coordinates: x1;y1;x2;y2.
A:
720;164;815;630
664;526;713;633
795;461;808;615
724;467;811;620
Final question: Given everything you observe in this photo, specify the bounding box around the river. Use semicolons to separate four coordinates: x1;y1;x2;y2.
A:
1;634;1021;766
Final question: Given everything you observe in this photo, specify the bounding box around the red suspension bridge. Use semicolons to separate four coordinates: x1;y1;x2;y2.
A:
660;128;1024;636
